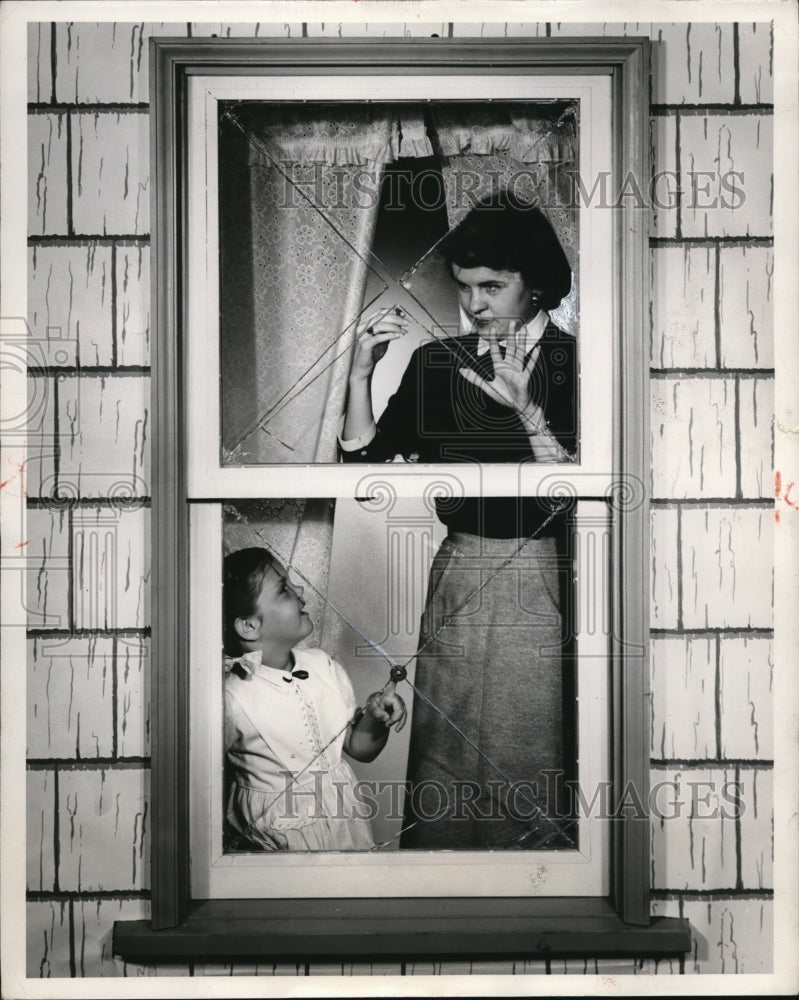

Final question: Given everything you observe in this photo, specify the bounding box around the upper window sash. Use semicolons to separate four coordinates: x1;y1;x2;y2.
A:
185;73;614;497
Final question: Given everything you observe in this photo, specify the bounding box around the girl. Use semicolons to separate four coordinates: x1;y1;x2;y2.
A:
223;546;406;851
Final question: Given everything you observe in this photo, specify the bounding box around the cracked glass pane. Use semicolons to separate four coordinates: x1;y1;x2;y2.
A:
214;97;585;856
217;100;580;466
220;498;578;853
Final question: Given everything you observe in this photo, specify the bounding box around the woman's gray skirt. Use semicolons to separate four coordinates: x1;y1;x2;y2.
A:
401;530;572;850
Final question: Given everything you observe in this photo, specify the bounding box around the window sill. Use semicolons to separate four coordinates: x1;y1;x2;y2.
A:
114;897;690;962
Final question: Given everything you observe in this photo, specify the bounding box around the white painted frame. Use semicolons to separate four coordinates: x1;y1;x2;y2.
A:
190;501;610;898
185;74;614;499
184;68;615;900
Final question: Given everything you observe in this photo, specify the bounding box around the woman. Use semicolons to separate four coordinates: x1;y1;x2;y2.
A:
340;192;577;849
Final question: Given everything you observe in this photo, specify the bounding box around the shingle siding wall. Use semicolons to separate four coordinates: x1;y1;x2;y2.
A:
25;18;774;978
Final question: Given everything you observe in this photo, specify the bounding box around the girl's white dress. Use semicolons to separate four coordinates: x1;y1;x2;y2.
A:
223;647;375;851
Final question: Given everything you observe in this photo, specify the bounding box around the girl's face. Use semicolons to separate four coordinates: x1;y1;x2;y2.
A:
452;264;537;337
250;561;313;648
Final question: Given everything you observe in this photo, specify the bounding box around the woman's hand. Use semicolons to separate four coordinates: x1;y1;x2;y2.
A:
349;306;407;384
343;306;406;444
458;320;546;430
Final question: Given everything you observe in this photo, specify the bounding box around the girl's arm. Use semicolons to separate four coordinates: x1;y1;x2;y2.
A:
343;684;407;763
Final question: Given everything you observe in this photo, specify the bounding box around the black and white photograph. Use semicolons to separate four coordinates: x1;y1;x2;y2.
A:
0;0;796;996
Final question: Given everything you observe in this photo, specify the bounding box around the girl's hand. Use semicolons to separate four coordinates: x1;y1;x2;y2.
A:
349;307;407;383
365;682;407;732
458;320;546;430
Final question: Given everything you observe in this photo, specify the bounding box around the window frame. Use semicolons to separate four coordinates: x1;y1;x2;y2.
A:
113;36;691;961
187;75;613;491
185;69;613;899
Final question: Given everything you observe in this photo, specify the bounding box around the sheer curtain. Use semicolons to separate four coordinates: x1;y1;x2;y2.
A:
221;106;403;466
219;107;432;640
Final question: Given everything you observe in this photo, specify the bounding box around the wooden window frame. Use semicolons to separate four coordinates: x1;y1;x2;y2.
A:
113;36;691;962
188;65;614;901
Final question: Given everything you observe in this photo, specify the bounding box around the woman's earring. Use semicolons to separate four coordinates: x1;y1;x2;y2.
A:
531;292;541;310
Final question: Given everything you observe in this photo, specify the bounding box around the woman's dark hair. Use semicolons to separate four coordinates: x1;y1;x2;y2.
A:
223;547;275;655
438;191;572;310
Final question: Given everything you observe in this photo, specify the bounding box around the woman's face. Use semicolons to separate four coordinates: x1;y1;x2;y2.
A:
451;264;537;337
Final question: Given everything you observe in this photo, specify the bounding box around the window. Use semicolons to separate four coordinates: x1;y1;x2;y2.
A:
114;37;690;962
188;69;612;897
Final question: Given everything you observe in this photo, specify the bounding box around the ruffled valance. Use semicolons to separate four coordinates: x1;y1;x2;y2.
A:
430;104;577;164
397;113;435;160
228;102;575;167
234;105;402;166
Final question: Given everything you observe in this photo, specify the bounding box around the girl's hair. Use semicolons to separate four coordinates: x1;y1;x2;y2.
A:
438;190;572;310
223;547;275;654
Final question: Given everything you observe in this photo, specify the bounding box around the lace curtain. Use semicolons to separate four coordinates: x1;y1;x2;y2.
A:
219;107;434;639
222;108;396;466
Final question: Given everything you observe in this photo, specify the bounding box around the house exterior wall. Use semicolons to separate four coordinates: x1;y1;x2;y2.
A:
24;16;774;979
